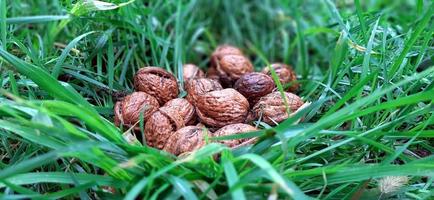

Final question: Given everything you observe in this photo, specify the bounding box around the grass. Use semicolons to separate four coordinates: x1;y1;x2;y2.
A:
0;0;433;199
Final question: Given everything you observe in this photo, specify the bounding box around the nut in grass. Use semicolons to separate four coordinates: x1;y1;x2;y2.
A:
134;67;179;105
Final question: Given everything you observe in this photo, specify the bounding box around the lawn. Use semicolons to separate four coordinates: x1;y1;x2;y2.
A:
0;0;433;199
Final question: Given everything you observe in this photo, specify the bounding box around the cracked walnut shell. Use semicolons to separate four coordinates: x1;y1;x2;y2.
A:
164;98;196;125
234;72;275;105
163;126;208;155
212;123;257;147
134;67;179;105
144;107;184;149
261;63;299;92
195;88;249;128
114;92;159;127
185;78;223;104
252;91;303;125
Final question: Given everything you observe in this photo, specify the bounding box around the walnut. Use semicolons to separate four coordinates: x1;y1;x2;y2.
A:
163;126;208;155
234;72;275;105
185;78;223;104
134;67;179;105
144;107;184;149
164;98;196;125
261;63;299;92
210;45;244;64
195;88;249;128
252;91;304;125
183;64;205;81
212;123;257;147
212;54;254;87
114;92;159;127
206;66;220;81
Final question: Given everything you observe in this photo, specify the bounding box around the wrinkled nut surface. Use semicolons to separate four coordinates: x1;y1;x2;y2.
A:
212;123;257;147
144;107;184;149
234;72;275;105
164;98;196;125
183;64;205;81
211;45;244;63
213;54;254;87
252;91;304;125
261;63;299;92
134;67;179;105
196;88;249;128
163;126;207;155
114;92;159;127
185;78;223;104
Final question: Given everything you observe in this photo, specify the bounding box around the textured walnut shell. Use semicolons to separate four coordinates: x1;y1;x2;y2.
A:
212;123;257;147
213;54;254;87
114;92;159;127
261;63;299;92
163;126;208;155
144;107;184;149
252;91;304;125
234;72;275;105
196;88;249;128
134;67;179;105
164;98;196;125
211;45;244;63
185;78;223;105
183;64;205;81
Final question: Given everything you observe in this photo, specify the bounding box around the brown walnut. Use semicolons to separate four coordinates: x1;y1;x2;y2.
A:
261;63;299;92
134;67;179;105
185;78;223;104
114;92;159;127
164;98;196;125
212;123;257;147
144;107;184;149
163;126;208;155
252;91;304;125
234;72;275;105
210;45;244;63
195;88;249;128
212;54;254;87
183;64;205;81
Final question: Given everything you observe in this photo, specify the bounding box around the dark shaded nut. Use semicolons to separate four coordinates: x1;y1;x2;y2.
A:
252;91;304;125
134;67;179;105
163;126;208;155
114;92;159;127
234;72;275;105
213;54;254;87
144;107;184;149
206;66;220;81
261;63;299;92
164;98;196;125
212;123;257;147
185;78;223;104
196;88;249;128
183;64;205;81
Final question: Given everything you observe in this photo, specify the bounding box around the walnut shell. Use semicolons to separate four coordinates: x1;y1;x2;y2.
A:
134;67;179;105
183;64;205;81
144;107;184;149
196;88;249;128
206;66;220;81
234;72;275;105
213;54;254;87
114;92;159;127
185;78;223;104
261;63;299;92
212;123;257;147
252;91;304;125
164;98;196;125
163;126;208;155
211;45;244;63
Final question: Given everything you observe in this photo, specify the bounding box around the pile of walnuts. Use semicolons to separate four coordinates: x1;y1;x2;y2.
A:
114;45;304;156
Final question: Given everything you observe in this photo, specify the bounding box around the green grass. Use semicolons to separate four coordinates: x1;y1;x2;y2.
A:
0;0;433;199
